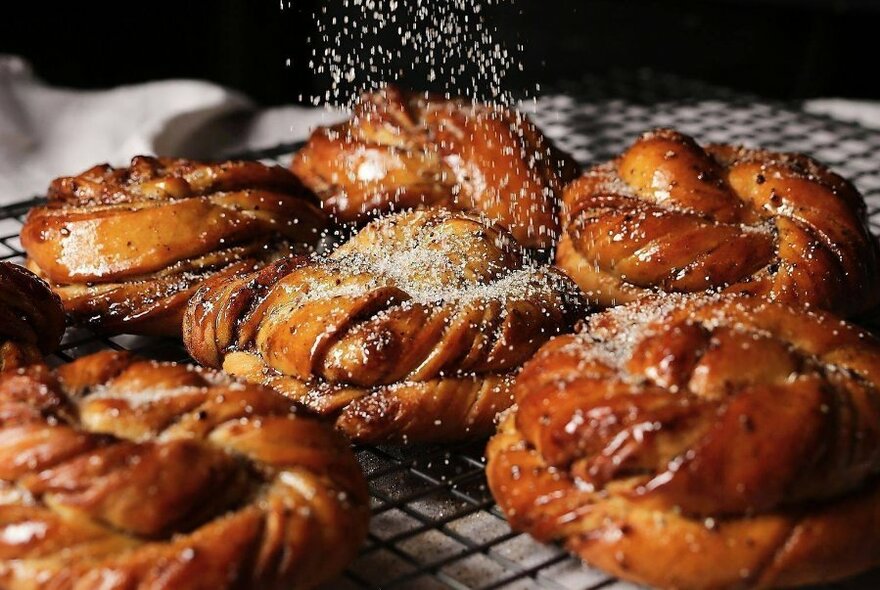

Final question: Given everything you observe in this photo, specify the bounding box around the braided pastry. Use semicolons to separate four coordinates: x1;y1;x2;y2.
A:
557;128;880;316
21;156;328;336
487;294;880;589
291;85;580;249
0;350;369;589
184;208;586;443
0;262;64;371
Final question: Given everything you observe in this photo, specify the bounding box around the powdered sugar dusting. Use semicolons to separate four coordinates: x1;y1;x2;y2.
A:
83;385;207;408
291;209;578;307
561;294;701;374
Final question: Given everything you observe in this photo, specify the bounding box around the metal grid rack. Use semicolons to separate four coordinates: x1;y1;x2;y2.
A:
3;71;880;589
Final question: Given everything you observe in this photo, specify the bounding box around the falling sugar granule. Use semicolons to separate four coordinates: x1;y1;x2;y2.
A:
281;0;527;107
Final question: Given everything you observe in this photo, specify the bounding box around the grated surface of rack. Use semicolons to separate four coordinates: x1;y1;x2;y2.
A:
2;71;879;589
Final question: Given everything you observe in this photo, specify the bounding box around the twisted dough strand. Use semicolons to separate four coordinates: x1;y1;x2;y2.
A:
487;294;880;589
0;351;369;589
557;128;880;316
185;208;586;442
291;85;580;249
22;156;327;335
0;262;64;372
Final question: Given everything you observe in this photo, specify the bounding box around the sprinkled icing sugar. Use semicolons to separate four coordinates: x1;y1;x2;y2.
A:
83;385;207;408
584;162;638;200
289;210;578;307
558;294;697;373
556;292;875;390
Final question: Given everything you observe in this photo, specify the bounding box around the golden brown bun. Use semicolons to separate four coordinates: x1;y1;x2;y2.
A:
557;128;880;317
487;293;880;590
0;262;65;371
184;208;586;443
0;350;369;589
291;85;580;249
21;156;328;336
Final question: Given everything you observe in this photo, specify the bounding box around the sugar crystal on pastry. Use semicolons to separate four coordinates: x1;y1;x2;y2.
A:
184;207;587;443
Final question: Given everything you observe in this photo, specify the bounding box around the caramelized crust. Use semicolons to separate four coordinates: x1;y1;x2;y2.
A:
487;294;880;589
0;351;368;589
21;156;328;336
557;128;880;316
184;208;586;443
0;262;64;371
291;85;580;249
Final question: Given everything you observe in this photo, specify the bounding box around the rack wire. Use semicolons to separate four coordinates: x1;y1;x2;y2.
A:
2;71;880;589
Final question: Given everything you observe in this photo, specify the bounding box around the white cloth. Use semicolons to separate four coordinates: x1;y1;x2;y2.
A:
0;55;346;204
803;98;880;130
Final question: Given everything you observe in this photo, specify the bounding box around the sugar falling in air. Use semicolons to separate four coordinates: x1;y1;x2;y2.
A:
279;0;572;283
280;0;527;107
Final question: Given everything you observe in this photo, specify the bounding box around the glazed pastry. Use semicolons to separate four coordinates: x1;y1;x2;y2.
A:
0;350;369;589
487;293;880;590
184;208;586;443
557;128;880;316
21;156;327;336
291;85;579;249
0;262;64;371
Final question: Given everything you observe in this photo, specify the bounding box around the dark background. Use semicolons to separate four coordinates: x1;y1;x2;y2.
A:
3;0;879;104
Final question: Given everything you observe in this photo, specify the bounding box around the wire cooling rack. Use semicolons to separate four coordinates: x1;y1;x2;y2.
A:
3;70;880;589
